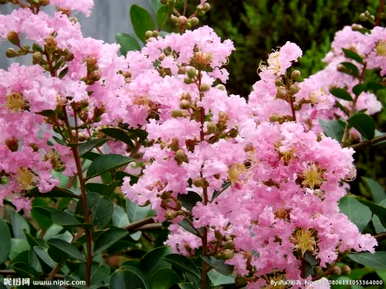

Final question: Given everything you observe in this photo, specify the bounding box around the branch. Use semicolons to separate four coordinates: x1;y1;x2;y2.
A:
376;0;385;26
375;232;386;241
126;217;155;231
350;134;386;150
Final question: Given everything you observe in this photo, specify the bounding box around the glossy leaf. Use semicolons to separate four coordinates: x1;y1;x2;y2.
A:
164;254;200;279
130;5;156;42
11;211;30;239
0;219;11;263
362;177;386;203
178;191;202;211
342;48;363;63
150;268;179;289
116;33;141;55
348;251;386;270
140;247;171;275
339;196;372;232
79;138;107;156
126;199;151;222
348;113;375;140
319;119;346;142
112;205;131;228
87;154;134;179
208;269;235;286
110;267;150;289
48;238;84;261
94;228;129;255
33;246;57;268
330;87;353;101
202;256;234;275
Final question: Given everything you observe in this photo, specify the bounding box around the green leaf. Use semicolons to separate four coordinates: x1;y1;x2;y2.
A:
116;33;141;55
319;119;346;141
79;138;107;156
9;239;30;260
178;191;202;211
51;210;80;226
208;269;235;286
0;219;11;263
212;182;231;201
31;206;53;230
201;256;234;275
126;199;152;222
89;193;114;227
353;83;367;96
330;87;353;101
348;252;386;270
178;283;196;289
156;6;170;29
339;61;360;77
348;113;375;140
339;196;372;232
48;238;84;261
87;154;134;179
372;215;386;234
110;268;150;289
150;268;179;289
356;197;386;227
164;254;200;279
179;219;201;236
362;177;386;203
112;205;131;228
33;246;57;268
94;228;128;255
342;48;363;63
101;128;135;147
11;211;30;239
140;247;171;275
130;5;156;43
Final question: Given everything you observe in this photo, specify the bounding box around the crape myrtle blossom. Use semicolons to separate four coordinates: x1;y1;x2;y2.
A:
0;0;150;210
121;27;377;288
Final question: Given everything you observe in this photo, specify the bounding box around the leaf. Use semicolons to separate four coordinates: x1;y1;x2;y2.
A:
348;252;386;270
9;239;30;260
51;210;80;226
116;33;141;55
48;238;84;261
356;198;386;227
319;119;346;142
212;182;231;201
112;205;131;228
339;196;372;232
101;128;135;147
94;228;129;255
330;87;353;101
0;219;11;263
110;268;150;289
178;191;202;211
31;206;53;230
208;269;235;286
348;113;375;140
126;199;152;222
150;268;179;289
362;177;386;203
33;246;57;268
86;154;134;179
140;247;171;275
90;193;114;227
339;61;360;77
352;83;367;96
201;256;234;275
342;48;363;63
164;254;201;279
178;283;196;289
11;211;30;239
157;6;170;29
79;138;107;156
130;5;156;43
179;219;201;236
372;215;386;234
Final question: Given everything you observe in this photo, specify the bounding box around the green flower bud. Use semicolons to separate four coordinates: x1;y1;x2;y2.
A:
7;31;20;46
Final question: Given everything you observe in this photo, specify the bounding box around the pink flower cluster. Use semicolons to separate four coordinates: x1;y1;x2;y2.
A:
0;0;147;210
121;25;379;288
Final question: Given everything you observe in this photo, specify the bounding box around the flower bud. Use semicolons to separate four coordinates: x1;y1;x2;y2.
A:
291;69;301;81
193;178;208;188
145;30;154;39
170;14;178;23
220;249;234;259
175;149;188;164
289;84;300;95
177;16;187;26
216;84;226;91
202;3;211;11
32;52;43;65
342;265;351;275
171;110;185;118
179;100;191;110
187;67;197;79
188;17;199;27
6;48;18;58
206;122;217;134
331;265;342;275
5;138;18;152
200;84;210;91
276;86;287;99
7;31;20;46
165;209;178;220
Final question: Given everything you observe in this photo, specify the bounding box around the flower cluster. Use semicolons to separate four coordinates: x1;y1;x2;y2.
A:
0;0;145;210
121;26;378;288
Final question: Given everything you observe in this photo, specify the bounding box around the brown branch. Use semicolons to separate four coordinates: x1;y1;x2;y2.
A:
375;232;386;241
376;0;385;26
126;217;155;231
350;134;386;150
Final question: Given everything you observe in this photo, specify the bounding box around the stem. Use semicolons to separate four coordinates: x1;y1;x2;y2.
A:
64;107;93;287
196;70;210;289
376;0;385;26
289;94;297;121
350;134;386;150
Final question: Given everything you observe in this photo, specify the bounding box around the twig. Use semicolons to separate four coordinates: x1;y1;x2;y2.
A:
350;134;386;150
376;0;385;26
126;217;155;231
